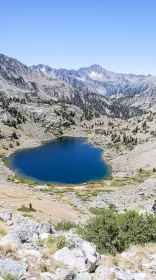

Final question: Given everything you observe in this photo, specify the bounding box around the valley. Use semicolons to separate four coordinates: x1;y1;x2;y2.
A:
0;53;156;279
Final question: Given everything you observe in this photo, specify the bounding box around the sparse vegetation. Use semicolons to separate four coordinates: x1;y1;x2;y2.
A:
3;274;16;280
46;235;68;250
10;175;37;186
17;204;36;212
0;221;8;236
55;221;76;231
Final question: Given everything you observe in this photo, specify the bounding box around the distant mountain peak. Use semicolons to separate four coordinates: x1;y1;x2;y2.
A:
30;62;156;97
79;64;106;73
31;64;52;73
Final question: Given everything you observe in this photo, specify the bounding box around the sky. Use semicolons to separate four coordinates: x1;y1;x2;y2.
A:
0;0;156;75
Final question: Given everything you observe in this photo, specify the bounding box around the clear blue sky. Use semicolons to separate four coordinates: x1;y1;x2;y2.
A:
0;0;156;75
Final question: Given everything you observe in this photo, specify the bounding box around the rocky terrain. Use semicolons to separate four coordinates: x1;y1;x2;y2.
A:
1;53;156;279
0;213;155;280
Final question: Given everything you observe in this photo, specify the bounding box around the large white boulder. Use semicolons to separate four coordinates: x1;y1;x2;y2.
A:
53;240;99;273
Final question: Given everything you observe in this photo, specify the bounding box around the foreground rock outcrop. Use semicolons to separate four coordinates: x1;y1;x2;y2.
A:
0;214;155;279
0;216;53;247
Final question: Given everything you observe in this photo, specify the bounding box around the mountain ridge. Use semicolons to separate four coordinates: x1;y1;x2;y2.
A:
0;53;145;119
31;63;156;97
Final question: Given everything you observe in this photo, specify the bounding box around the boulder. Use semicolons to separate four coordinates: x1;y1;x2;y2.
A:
0;258;28;279
40;233;51;240
40;272;57;280
55;268;76;279
94;265;114;279
0;232;22;247
53;241;99;273
0;216;53;247
39;222;53;235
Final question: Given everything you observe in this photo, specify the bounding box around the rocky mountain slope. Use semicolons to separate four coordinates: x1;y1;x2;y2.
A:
0;54;144;119
31;63;156;97
117;86;156;112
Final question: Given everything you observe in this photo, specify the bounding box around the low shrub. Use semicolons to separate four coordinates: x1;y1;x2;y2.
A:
77;209;156;255
3;274;16;280
17;204;36;212
55;221;76;231
46;235;67;250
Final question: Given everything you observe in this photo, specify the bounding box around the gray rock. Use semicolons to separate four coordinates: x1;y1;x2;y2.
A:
0;210;12;222
68;193;89;213
94;265;114;279
95;265;150;280
75;272;91;280
0;216;53;247
121;251;137;259
0;258;28;279
18;249;42;258
40;272;56;280
55;268;76;279
114;268;136;280
53;240;99;273
0;232;22;247
39;222;53;235
141;259;156;273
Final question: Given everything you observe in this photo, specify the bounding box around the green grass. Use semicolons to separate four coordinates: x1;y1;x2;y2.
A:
17;205;36;212
110;169;151;187
75;189;114;202
10;174;38;186
2;274;16;280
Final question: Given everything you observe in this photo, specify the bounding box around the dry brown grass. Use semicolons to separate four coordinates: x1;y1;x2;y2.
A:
42;259;67;274
42;245;60;260
0;243;16;256
0;221;8;236
42;246;58;259
98;254;119;267
119;243;156;272
39;262;48;272
105;274;116;280
97;244;156;279
117;243;156;275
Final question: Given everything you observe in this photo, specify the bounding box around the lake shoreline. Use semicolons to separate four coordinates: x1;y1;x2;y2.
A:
6;136;110;185
0;120;156;223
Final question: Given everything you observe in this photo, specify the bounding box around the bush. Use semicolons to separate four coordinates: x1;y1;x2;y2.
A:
3;274;16;280
46;235;67;249
55;221;76;231
77;209;156;255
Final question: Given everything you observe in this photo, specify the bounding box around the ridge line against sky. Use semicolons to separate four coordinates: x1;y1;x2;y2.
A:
0;0;156;75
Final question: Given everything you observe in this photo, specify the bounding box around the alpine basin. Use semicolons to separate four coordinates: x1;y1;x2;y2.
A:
7;137;110;184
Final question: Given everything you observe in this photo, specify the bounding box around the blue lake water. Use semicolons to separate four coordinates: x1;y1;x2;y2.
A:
7;137;110;185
